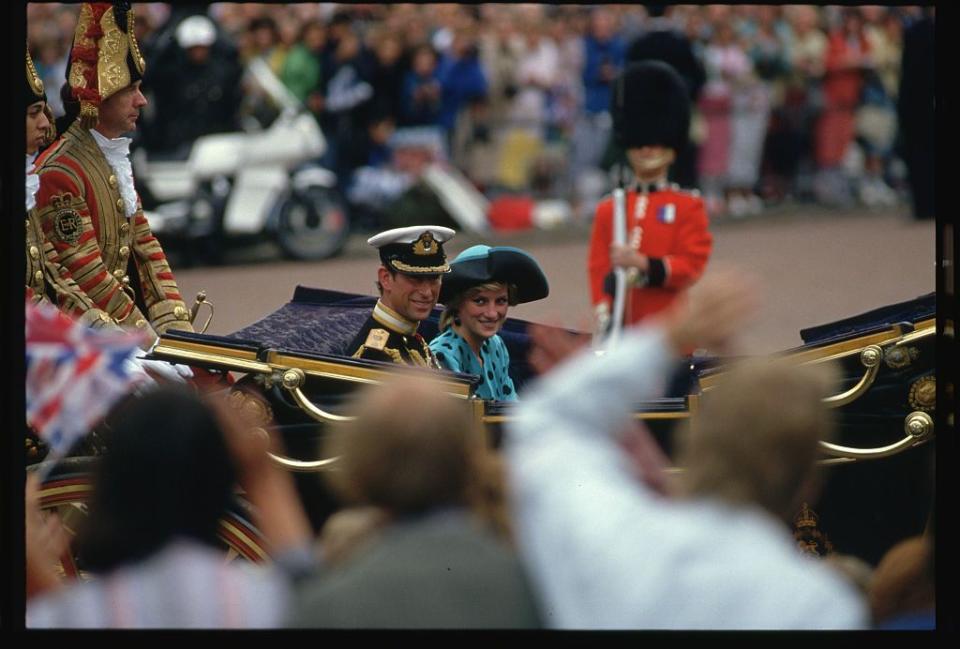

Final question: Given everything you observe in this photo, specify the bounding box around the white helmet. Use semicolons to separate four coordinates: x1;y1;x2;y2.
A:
176;15;217;49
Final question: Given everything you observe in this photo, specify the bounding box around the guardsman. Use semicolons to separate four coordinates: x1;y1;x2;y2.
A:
347;225;455;368
587;61;713;334
33;2;193;345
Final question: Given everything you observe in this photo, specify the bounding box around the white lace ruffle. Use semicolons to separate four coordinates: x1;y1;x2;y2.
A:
90;129;138;218
26;154;39;212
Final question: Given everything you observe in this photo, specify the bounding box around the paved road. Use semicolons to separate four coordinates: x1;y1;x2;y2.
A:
171;205;934;355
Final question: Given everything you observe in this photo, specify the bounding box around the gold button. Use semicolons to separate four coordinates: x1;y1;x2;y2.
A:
25;219;31;231
108;175;117;187
34;270;44;281
116;198;125;210
174;305;188;320
29;246;40;259
113;269;125;279
120;222;130;235
135;319;147;328
119;245;130;257
121;276;131;286
99;312;112;323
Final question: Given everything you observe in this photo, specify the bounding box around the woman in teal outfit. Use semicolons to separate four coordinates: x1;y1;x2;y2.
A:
430;245;549;401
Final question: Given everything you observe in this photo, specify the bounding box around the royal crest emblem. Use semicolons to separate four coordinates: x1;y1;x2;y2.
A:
51;194;84;245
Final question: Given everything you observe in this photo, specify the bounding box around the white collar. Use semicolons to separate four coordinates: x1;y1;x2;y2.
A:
90;128;133;155
26;154;39;212
89;128;138;218
372;300;418;335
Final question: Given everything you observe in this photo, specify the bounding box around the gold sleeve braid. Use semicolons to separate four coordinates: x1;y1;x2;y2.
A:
29;211;119;330
129;210;193;335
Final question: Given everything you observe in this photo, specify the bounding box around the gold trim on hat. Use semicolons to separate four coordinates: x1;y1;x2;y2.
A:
97;7;132;104
26;47;45;97
127;9;146;75
389;259;450;274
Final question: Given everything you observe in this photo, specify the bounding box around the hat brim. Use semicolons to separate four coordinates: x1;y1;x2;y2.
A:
439;247;549;306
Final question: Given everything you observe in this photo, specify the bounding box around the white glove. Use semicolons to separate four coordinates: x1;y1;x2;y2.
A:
133;346;194;383
122;354;158;393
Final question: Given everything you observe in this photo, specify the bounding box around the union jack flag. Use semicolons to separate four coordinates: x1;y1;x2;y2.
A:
25;299;149;457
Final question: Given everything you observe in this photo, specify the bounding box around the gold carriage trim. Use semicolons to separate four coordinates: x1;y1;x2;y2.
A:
908;376;936;412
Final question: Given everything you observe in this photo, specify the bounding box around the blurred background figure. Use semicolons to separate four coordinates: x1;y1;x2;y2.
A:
140;13;244;155
571;6;625;217
287;377;542;628
280;19;326;111
400;43;444;128
813;7;873;207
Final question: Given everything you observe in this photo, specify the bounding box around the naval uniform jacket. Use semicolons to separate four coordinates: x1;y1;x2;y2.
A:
347;301;441;369
33;121;193;342
587;182;712;325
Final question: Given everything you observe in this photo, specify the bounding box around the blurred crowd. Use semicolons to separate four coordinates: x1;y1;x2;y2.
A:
27;3;933;221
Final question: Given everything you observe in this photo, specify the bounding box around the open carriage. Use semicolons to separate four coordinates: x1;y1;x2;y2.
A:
30;287;936;578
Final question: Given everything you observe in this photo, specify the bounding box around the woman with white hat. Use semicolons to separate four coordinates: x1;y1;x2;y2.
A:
430;245;549;401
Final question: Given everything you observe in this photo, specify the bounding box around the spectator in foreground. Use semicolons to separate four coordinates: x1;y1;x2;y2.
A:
505;270;869;629
287;375;542;628
27;386;315;628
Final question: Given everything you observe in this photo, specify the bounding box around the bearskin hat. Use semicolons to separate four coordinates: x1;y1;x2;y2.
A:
612;60;690;152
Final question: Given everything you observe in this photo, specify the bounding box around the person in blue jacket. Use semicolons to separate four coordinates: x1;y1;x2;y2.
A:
430;245;548;401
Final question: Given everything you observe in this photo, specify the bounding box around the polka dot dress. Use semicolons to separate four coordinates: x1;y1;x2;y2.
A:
429;328;518;401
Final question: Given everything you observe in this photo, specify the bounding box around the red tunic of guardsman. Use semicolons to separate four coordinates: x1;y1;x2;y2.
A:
588;60;713;332
588;181;712;326
33;2;193;345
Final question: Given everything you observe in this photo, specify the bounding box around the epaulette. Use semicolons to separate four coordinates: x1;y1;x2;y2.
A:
364;328;390;351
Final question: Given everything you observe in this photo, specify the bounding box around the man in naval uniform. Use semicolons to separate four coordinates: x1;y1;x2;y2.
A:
347;225;456;368
587;61;713;334
33;2;194;346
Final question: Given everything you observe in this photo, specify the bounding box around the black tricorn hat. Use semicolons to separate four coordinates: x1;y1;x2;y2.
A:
439;245;549;306
612;60;691;151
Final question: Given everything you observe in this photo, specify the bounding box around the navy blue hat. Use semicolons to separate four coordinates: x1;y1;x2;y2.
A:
439;245;549;306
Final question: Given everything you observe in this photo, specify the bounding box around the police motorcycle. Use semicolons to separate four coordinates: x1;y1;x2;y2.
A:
133;57;349;264
30;287;936;577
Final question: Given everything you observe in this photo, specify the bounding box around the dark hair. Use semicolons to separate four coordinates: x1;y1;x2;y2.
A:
56;79;80;135
74;387;237;573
